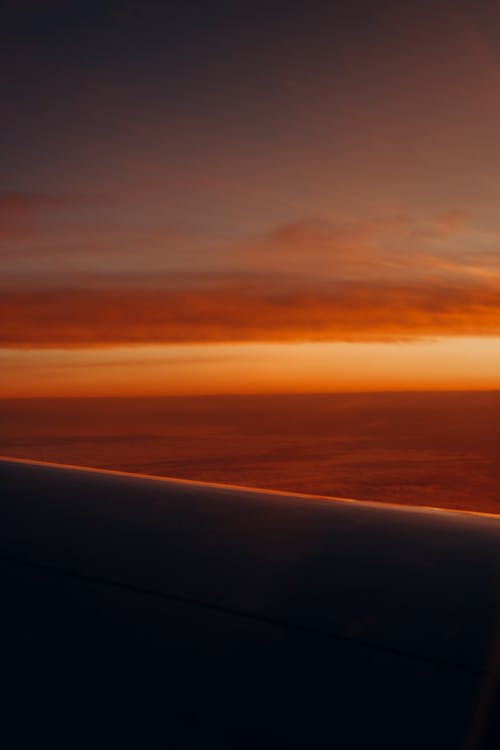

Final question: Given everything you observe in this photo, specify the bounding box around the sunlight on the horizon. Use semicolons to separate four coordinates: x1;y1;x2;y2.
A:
1;337;498;397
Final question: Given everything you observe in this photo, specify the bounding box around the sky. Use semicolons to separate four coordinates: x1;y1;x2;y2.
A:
1;0;500;396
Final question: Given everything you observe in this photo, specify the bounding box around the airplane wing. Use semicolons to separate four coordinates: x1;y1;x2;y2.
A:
1;456;499;748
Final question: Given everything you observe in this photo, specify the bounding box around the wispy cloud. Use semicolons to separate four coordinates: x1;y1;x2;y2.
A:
0;191;69;240
231;213;499;281
434;210;466;235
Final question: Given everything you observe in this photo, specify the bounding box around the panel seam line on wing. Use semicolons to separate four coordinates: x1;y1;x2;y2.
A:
0;552;489;677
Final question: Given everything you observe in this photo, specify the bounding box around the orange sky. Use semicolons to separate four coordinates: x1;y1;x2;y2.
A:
1;1;500;396
1;339;499;398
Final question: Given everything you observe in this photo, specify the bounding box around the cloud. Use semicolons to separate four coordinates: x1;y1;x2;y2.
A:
236;218;402;276
231;214;483;281
0;192;68;240
1;210;497;349
0;208;486;285
1;273;500;348
435;210;466;235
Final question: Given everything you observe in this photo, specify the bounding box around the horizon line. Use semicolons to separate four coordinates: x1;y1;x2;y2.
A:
1;387;499;400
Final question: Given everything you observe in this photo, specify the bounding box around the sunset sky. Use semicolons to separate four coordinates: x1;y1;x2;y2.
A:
2;0;500;396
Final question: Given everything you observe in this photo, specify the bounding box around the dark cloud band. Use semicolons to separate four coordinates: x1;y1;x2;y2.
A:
2;276;499;348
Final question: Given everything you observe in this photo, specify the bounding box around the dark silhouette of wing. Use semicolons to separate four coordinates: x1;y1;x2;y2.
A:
1;457;499;748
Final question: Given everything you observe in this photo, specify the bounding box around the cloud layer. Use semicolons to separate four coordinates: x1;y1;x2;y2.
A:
2;199;499;349
2;274;499;347
0;192;71;241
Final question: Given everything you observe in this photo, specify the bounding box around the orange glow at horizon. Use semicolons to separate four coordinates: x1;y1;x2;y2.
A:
1;338;499;398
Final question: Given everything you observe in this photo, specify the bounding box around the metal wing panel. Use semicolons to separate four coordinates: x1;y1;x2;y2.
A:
1;457;500;747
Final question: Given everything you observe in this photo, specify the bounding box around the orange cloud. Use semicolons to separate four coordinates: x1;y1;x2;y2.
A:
435;210;466;235
2;275;500;348
230;215;489;282
0;210;487;284
235;218;406;276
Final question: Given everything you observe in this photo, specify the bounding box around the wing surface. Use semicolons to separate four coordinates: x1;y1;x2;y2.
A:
1;457;499;748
